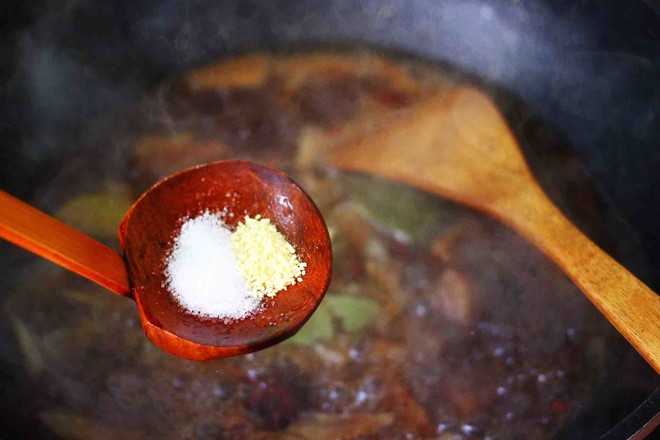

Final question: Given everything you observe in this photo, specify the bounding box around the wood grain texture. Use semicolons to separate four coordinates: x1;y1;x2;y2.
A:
0;190;130;295
327;86;660;373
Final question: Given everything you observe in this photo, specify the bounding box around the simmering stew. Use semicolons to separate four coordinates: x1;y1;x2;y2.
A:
5;51;617;439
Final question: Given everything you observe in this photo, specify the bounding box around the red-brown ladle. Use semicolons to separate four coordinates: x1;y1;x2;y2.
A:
0;160;332;361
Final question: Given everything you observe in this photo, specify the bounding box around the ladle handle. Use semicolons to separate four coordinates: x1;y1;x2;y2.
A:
0;190;130;295
495;184;660;374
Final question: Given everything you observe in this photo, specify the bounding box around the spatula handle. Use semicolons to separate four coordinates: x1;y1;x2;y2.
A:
0;190;131;295
497;184;660;373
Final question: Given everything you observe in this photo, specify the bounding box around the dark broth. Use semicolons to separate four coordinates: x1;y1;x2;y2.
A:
4;51;616;439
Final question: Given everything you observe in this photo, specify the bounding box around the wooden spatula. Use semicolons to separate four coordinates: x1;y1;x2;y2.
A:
327;86;660;373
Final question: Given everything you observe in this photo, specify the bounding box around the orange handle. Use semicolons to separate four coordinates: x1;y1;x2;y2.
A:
0;190;130;295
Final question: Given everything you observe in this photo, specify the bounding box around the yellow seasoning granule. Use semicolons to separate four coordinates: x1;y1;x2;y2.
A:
231;215;307;298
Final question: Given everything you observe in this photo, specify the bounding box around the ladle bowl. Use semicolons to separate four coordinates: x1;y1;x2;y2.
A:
0;160;333;361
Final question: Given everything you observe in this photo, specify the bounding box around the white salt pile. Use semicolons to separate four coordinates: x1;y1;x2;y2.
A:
164;211;260;320
164;211;306;320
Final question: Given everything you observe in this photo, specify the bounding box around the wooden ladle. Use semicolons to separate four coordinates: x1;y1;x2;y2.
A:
0;160;332;361
327;86;660;373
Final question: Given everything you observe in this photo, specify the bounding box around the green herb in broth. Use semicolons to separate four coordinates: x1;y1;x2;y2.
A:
326;293;379;333
55;190;132;238
342;174;445;243
288;289;380;345
287;303;334;345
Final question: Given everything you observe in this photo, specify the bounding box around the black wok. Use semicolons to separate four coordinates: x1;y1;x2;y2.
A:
1;0;658;438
